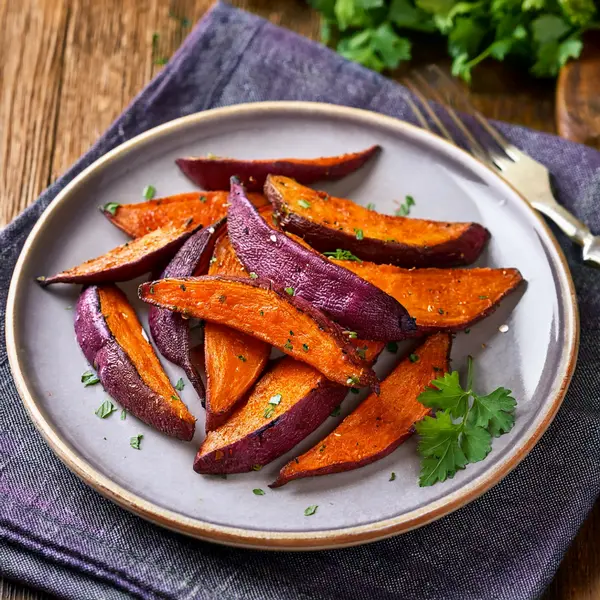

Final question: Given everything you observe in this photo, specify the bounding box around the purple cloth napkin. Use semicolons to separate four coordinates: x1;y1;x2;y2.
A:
2;3;600;599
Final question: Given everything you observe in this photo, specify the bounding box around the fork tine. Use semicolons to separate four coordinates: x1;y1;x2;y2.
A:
403;94;432;132
427;65;520;162
411;71;491;165
403;76;456;144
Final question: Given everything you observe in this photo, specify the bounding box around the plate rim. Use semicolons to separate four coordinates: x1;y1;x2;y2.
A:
5;101;579;550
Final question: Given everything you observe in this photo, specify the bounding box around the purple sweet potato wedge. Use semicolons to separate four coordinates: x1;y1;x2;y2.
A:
194;338;385;474
193;357;349;473
227;179;416;341
75;285;196;441
138;276;378;389
148;220;225;402
265;176;490;268
175;145;380;192
38;223;197;286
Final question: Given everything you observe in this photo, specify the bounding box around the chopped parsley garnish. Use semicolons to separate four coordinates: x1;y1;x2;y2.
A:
81;370;100;387
253;488;266;496
330;406;341;417
344;331;358;339
438;308;444;315
95;400;116;419
252;464;263;471
103;202;120;216
175;378;185;391
143;185;156;199
298;199;311;209
304;505;318;516
323;249;362;262
366;202;375;210
284;340;293;351
346;375;360;386
409;353;419;363
249;272;258;279
479;295;489;300
120;409;127;420
289;330;294;336
237;355;247;362
199;195;207;203
269;394;282;405
302;343;310;352
218;295;227;303
395;195;415;217
130;434;143;450
356;348;366;360
464;329;471;334
259;310;265;316
180;284;187;291
386;342;398;353
284;287;295;296
354;228;364;240
415;356;516;486
264;405;276;419
389;472;396;481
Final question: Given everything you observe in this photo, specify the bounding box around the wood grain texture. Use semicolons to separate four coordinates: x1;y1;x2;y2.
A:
0;1;596;599
556;31;600;148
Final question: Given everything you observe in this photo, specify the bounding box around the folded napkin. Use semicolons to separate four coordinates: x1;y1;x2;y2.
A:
2;3;600;599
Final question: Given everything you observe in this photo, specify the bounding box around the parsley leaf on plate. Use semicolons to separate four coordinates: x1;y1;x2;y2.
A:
415;356;516;486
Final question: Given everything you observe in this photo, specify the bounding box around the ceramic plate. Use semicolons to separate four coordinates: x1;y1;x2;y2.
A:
6;102;578;550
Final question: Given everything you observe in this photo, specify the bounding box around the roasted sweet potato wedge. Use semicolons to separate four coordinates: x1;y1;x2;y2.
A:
333;261;524;332
265;176;489;268
176;145;380;192
227;178;416;340
138;276;378;389
271;333;451;487
75;285;195;440
38;223;197;286
194;357;348;473
148;221;225;402
102;192;267;238
204;232;270;431
194;338;383;474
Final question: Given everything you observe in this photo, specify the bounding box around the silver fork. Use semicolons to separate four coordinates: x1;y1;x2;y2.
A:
403;65;600;267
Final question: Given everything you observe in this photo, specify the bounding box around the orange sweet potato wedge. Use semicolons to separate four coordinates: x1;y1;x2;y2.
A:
102;192;267;238
332;260;524;332
265;176;489;268
271;333;451;487
204;233;270;431
37;223;197;286
76;285;196;440
194;338;384;474
138;276;378;389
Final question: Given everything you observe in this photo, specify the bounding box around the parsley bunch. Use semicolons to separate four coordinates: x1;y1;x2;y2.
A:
415;356;516;486
310;0;598;81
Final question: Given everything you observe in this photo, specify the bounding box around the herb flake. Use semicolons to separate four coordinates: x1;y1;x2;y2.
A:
95;400;116;419
143;185;156;199
175;378;185;391
323;249;362;262
130;434;143;450
81;370;100;387
304;504;318;516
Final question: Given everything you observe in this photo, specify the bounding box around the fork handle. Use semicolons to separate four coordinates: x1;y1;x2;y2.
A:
532;199;600;266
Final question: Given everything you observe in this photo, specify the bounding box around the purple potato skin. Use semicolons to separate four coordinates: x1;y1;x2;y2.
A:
75;286;194;441
227;180;416;341
194;378;348;474
148;220;225;402
176;145;380;192
39;226;198;286
265;179;490;268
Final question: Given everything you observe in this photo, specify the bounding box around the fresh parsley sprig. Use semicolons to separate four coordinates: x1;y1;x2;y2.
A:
415;355;516;487
310;0;598;81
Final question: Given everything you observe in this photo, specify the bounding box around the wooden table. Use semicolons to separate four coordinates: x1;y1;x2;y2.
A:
1;1;598;598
